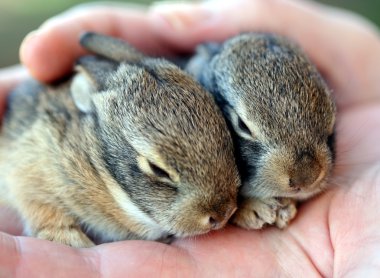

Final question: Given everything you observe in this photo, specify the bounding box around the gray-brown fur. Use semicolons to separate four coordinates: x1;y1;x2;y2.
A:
0;33;240;247
185;33;336;229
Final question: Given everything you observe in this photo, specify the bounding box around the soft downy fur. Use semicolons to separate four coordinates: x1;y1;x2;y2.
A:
185;33;336;229
0;33;240;247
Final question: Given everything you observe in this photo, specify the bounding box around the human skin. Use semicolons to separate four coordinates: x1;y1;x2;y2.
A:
1;0;380;277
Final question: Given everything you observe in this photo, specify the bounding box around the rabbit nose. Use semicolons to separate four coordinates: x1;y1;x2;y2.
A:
289;152;323;189
208;206;237;230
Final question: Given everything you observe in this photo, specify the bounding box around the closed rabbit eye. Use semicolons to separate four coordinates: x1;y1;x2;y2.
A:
237;117;252;136
148;162;172;181
326;132;336;156
137;155;180;189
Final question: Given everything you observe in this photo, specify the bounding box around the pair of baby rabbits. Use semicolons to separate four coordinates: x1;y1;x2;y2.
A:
0;32;335;247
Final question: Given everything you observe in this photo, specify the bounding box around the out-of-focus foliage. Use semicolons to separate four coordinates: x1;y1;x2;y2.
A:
318;0;380;28
0;0;154;67
0;0;379;67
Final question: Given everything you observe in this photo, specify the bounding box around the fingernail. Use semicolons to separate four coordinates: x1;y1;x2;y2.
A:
150;1;218;31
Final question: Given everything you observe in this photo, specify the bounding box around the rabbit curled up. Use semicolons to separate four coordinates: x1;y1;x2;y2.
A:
0;33;240;247
184;33;336;229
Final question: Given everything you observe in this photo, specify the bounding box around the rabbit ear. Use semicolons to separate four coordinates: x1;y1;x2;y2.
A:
186;42;221;89
70;56;118;113
71;71;95;113
80;32;145;63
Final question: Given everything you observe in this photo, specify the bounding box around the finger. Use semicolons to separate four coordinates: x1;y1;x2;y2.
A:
0;205;23;236
0;232;99;277
149;0;380;109
0;65;28;119
0;223;327;276
0;232;192;277
20;4;176;83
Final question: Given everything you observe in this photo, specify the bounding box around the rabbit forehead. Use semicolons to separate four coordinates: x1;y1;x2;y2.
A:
127;128;238;187
98;101;234;171
96;65;237;185
104;62;224;127
215;39;335;143
234;90;335;148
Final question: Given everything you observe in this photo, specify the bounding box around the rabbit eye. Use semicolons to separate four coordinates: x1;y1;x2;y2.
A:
237;117;251;136
148;162;172;181
326;132;336;160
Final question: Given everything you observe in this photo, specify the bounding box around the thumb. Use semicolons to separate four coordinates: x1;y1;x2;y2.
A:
149;0;378;56
149;0;380;109
149;0;315;50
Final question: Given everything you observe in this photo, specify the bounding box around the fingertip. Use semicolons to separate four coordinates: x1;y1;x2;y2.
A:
18;6;162;83
0;204;23;236
20;27;84;83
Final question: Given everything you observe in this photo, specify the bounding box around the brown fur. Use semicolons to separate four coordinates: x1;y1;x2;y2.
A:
185;33;336;229
0;33;240;247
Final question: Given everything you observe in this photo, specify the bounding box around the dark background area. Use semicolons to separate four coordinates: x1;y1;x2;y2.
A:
0;0;379;68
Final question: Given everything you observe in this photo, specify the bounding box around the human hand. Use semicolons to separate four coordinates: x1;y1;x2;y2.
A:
1;0;380;276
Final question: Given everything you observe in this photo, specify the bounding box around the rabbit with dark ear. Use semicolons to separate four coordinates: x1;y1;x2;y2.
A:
185;33;336;229
0;33;240;247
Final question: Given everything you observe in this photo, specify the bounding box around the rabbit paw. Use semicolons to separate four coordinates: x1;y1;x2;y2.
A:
36;226;95;248
232;197;298;229
275;198;297;229
232;197;279;229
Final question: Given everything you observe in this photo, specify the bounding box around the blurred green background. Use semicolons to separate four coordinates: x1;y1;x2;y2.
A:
0;0;379;68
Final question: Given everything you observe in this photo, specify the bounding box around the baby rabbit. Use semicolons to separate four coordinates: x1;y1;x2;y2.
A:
0;32;240;247
185;33;336;229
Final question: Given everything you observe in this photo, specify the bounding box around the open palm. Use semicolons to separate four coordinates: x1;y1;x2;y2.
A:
1;0;380;276
1;109;379;276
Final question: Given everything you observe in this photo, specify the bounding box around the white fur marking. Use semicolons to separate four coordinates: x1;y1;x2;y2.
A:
107;184;167;240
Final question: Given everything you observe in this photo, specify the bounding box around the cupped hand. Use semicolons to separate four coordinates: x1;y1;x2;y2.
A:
1;0;380;276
